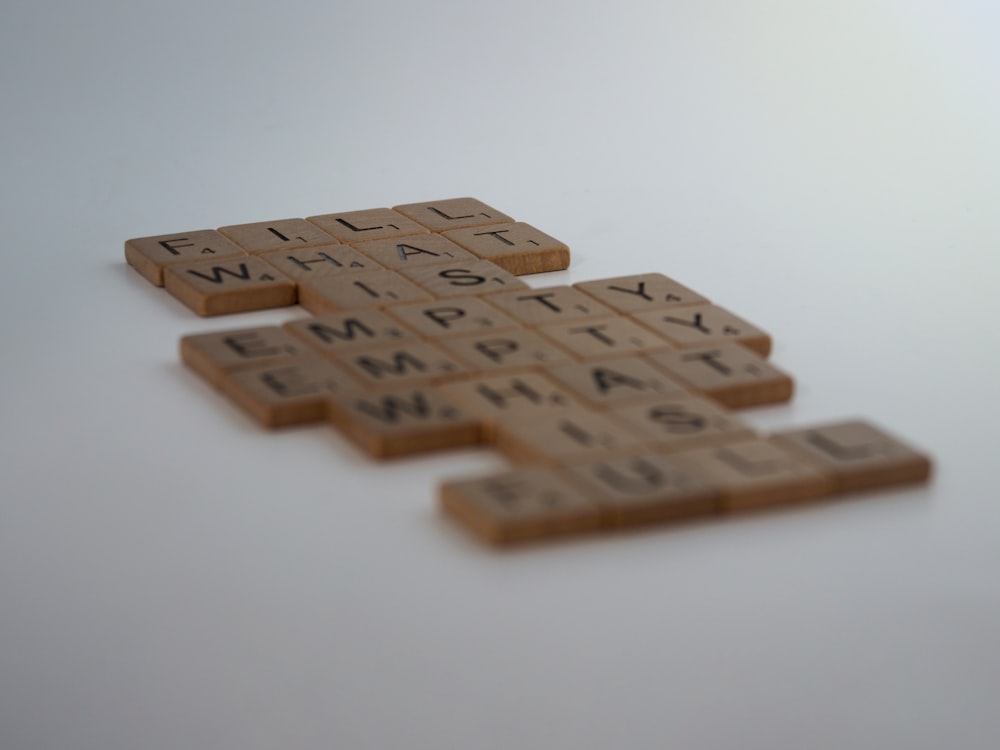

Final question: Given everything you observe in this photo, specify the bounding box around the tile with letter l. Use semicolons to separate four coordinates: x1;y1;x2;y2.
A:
393;197;514;232
125;229;246;286
631;304;772;357
180;326;315;387
217;218;339;254
283;310;419;357
163;256;296;316
297;269;433;314
574;272;709;314
494;409;651;465
541;355;689;409
442;222;569;275
306;207;428;243
350;233;477;269
537;316;674;360
398;259;528;298
613;394;757;453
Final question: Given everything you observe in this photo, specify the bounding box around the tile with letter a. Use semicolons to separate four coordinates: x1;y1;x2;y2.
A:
614;394;757;453
485;286;615;327
541;355;689;408
537;316;673;360
329;387;481;458
645;344;793;409
306;208;428;243
670;438;836;511
494;409;651;465
562;451;719;528
631;304;772;357
163;256;296;316
442;222;570;275
259;245;381;280
297;269;432;314
398;260;528;298
770;420;932;493
383;296;521;339
350;233;477;270
574;273;709;314
393;197;514;232
217;218;339;254
125;229;246;286
332;341;470;389
283;310;418;357
180;325;315;387
439;329;576;373
440;467;602;546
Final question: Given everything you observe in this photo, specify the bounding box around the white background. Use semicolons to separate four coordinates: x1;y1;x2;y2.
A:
2;2;999;748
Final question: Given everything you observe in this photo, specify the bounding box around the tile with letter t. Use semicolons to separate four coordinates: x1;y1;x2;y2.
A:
217;218;339;254
537;316;673;360
574;272;708;314
350;233;477;270
331;341;471;389
770;420;932;493
439;329;576;373
283;310;419;357
398;260;528;298
297;269;433;314
306;207;428;243
443;222;570;275
125;229;246;286
393;197;514;232
485;286;615;327
259;245;381;280
631;304;772;357
384;297;521;339
541;355;689;409
439;467;602;546
163;256;296;316
180;325;316;387
494;409;651;465
613;394;757;453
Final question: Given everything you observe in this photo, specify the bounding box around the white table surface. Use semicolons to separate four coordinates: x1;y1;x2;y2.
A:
3;2;998;748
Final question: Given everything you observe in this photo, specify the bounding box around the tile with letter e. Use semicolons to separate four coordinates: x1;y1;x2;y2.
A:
306;207;428;243
125;229;246;286
164;256;296;316
537;316;673;360
283;310;418;357
350;233;476;270
631;304;772;357
542;355;689;408
440;329;576;373
440;467;601;546
384;297;521;339
332;341;470;389
485;286;615;327
259;245;381;280
574;273;708;314
393;197;514;232
328;387;480;458
442;222;569;275
398;260;528;298
180;326;314;387
494;409;651;465
614;394;757;453
297;269;432;314
645;344;793;409
217;218;339;254
219;357;362;428
770;420;932;493
562;452;719;528
670;438;836;511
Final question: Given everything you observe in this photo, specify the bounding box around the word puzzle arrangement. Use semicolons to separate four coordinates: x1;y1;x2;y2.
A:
126;197;932;545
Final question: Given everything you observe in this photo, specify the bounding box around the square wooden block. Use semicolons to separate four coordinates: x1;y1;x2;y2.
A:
384;297;522;339
259;245;382;280
284;310;419;356
398;260;528;298
163;257;296;316
393;197;514;232
486;286;615;327
574;273;709;314
180;326;314;387
631;304;772;357
297;270;433;314
306;208;428;243
771;420;932;493
125;229;246;286
613;394;758;453
541;355;689;408
645;344;794;409
670;439;836;511
440;329;576;373
537;316;673;360
329;387;481;458
494;409;651;465
442;222;569;275
440;467;601;546
332;341;470;389
562;452;719;528
217;218;339;254
350;233;477;269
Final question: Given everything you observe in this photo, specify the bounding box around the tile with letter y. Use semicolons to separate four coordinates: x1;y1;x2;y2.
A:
398;260;528;298
217;218;339;254
631;304;772;357
494;409;651;465
393;197;514;232
283;310;419;357
180;326;316;387
574;273;708;314
442;222;569;275
297;269;433;314
306;207;428;243
613;394;757;453
163;256;296;316
125;229;246;286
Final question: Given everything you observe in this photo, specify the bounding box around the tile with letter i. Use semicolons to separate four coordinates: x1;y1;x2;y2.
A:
217;218;340;254
297;269;432;314
494;409;652;465
164;256;296;316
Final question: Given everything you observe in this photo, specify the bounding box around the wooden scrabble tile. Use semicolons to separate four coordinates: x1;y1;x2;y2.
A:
574;273;708;314
329;387;481;458
439;329;576;373
283;310;419;356
770;420;932;493
393;197;515;232
332;341;471;389
306;208;428;243
485;286;616;327
561;452;719;528
537;316;674;360
220;357;362;428
163;256;296;316
440;467;602;545
125;229;246;286
349;233;477;269
631;304;772;357
383;297;521;339
217;218;339;254
437;372;584;441
670;439;836;511
442;222;570;275
297;270;433;314
398;260;528;298
645;344;793;409
259;245;382;280
541;355;690;408
180;326;314;387
613;394;758;452
494;409;651;465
